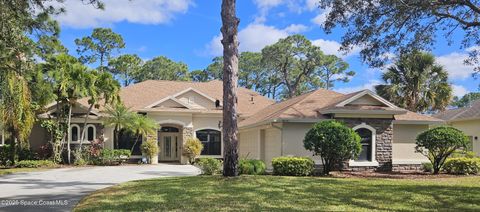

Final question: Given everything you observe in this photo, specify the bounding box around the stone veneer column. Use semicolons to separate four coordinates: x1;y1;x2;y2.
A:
181;127;194;164
336;118;393;171
146;131;158;164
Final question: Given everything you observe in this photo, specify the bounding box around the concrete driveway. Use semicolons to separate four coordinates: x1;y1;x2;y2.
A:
0;164;200;212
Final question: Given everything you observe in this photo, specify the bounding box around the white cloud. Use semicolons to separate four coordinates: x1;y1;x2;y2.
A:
311;7;331;26
51;0;194;28
284;24;308;33
311;39;360;58
306;0;319;11
452;84;468;97
334;80;381;94
253;0;284;9
206;23;294;56
436;52;474;80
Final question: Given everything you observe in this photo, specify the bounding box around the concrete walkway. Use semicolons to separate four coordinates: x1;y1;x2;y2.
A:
0;164;200;212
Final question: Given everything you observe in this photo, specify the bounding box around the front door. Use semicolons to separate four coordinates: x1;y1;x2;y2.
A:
159;133;180;161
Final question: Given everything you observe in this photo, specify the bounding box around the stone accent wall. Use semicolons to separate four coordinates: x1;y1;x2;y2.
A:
392;164;424;172
335;118;394;172
181;127;194;164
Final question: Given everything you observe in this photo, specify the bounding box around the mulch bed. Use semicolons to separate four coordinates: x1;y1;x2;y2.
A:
329;171;469;179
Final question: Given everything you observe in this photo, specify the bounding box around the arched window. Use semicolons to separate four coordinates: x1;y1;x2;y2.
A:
70;125;80;142
160;126;180;133
356;128;373;161
86;124;96;141
196;129;221;155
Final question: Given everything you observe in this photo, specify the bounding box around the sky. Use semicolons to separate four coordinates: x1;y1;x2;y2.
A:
52;0;477;97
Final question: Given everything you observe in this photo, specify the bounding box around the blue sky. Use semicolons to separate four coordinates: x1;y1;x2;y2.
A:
53;0;477;97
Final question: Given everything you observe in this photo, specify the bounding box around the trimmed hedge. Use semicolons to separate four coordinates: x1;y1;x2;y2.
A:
272;157;314;176
16;160;56;168
99;149;131;165
197;158;222;175
443;157;480;175
239;159;266;175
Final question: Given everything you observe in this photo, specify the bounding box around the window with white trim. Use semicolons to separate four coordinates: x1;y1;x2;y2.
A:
356;128;373;161
86;125;96;141
70;125;80;142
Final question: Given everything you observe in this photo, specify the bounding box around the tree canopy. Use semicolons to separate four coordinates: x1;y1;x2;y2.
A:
319;0;480;74
375;51;452;113
75;28;125;72
135;56;190;82
451;92;480;108
108;54;143;86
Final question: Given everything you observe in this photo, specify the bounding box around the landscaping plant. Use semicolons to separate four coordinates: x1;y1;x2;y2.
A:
197;157;222;175
141;139;158;164
272;157;314;176
239;159;266;175
182;137;203;164
303;120;361;174
15;160;56;168
416;126;469;174
443;157;480;175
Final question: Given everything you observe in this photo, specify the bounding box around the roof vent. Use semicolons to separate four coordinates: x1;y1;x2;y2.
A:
215;99;221;108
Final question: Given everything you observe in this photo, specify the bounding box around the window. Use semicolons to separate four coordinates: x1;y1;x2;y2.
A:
86;125;96;141
70;125;80;142
356;128;373;161
196;129;221;155
160;127;179;133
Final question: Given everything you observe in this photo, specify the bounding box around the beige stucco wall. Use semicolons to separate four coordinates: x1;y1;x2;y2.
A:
238;128;260;159
449;120;480;155
281;123;322;164
392;124;429;163
177;90;216;109
264;127;282;168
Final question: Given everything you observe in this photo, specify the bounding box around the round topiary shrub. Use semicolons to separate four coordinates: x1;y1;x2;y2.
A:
303;120;361;174
197;157;222;175
416;126;469;174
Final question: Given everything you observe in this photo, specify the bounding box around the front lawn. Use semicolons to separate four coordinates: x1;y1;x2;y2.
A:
75;175;480;211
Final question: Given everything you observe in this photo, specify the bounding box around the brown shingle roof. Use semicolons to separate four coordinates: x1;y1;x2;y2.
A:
433;99;480;121
239;88;442;128
96;80;274;116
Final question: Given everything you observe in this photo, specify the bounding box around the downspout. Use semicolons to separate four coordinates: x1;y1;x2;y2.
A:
270;120;284;156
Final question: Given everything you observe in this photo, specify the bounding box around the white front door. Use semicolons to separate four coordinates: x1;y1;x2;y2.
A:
159;133;180;161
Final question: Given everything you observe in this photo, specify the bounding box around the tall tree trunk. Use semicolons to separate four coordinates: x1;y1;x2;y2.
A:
114;125;119;149
66;105;73;164
131;133;141;154
221;0;240;177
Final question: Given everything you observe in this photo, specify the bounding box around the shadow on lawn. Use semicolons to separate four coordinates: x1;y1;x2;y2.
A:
75;176;480;211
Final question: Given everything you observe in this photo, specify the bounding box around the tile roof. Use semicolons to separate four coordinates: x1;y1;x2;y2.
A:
433;99;480;121
239;89;442;128
79;80;274;117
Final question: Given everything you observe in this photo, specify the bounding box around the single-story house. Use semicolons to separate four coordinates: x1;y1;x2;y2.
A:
8;80;442;171
433;100;480;155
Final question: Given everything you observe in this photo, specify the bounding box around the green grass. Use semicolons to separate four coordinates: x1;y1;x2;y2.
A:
0;167;50;176
75;175;480;211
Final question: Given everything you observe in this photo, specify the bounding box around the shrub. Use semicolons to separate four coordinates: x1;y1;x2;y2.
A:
0;145;13;167
141;139;158;164
272;157;314;176
416;126;469;174
16;160;56;168
100;149;131;165
422;162;433;173
239;159;266;175
443;157;480;175
182;137;203;164
303;120;361;174
197;157;222;175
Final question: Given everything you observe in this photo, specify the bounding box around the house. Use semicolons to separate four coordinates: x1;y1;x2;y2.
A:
433;100;480;155
27;80;442;171
238;89;442;171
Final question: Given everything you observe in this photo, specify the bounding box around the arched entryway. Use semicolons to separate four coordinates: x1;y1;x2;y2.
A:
158;125;182;162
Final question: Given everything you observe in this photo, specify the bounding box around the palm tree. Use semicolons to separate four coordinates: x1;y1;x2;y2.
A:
79;71;120;150
221;0;240;176
128;114;158;154
103;103;134;149
375;51;452;113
